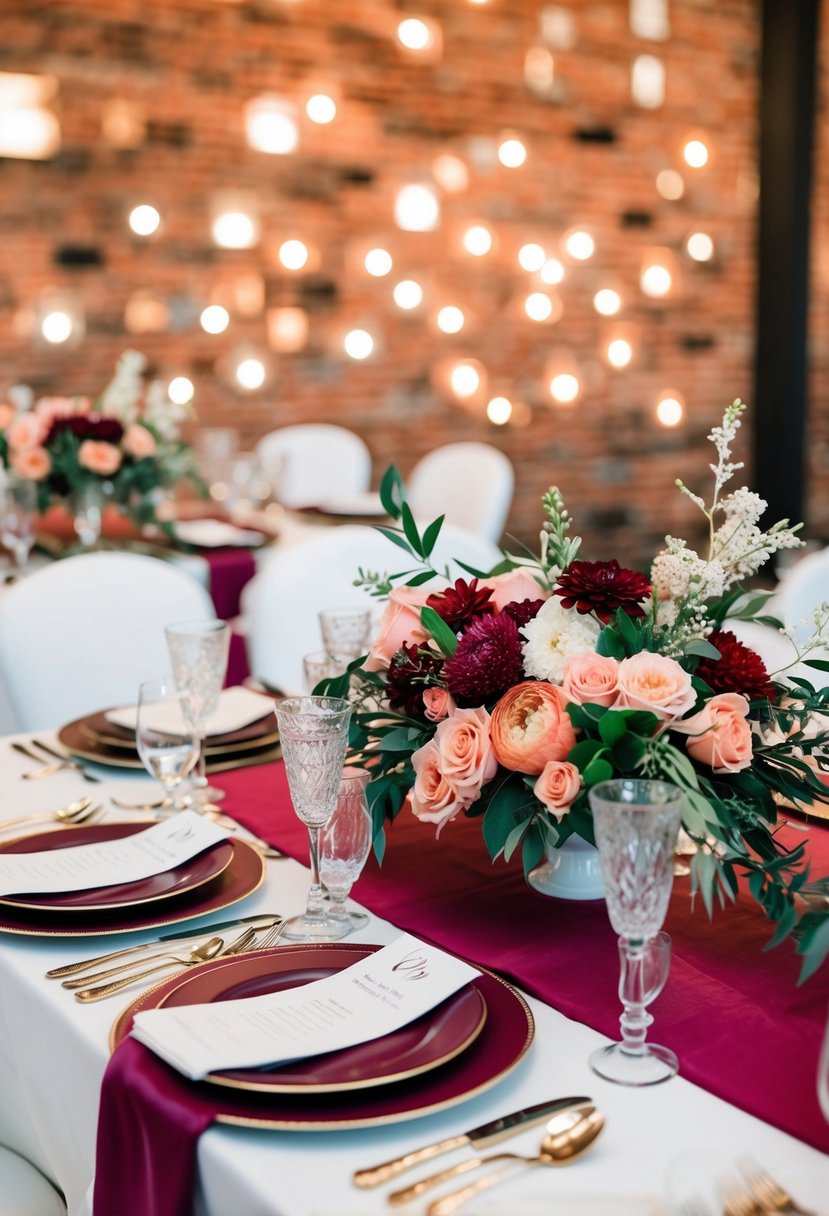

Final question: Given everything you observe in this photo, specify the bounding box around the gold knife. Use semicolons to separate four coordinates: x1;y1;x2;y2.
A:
352;1095;593;1188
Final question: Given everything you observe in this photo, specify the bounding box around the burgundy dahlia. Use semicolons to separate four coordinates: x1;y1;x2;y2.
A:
443;612;524;706
500;598;546;630
695;629;776;702
386;643;443;719
553;559;651;623
426;578;495;632
46;414;125;445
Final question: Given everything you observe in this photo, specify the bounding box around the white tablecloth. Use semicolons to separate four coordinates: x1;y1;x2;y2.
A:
0;742;826;1216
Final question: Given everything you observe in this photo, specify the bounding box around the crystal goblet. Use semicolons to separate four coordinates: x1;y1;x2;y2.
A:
135;678;199;812
302;649;351;694
318;606;372;660
588;777;683;1086
0;475;37;578
320;767;372;933
165;618;230;805
274;695;353;942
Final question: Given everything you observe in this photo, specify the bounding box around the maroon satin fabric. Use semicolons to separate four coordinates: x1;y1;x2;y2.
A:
199;548;255;686
93;760;829;1215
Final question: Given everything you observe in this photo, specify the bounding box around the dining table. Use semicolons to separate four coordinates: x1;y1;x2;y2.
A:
0;725;826;1216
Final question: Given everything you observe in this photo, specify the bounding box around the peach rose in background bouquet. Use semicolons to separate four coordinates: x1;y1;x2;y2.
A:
316;401;829;980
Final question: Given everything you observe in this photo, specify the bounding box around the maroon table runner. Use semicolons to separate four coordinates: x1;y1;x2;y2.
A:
199;548;255;687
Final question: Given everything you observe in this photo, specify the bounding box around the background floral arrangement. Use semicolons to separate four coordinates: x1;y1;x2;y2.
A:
0;351;201;527
325;401;829;981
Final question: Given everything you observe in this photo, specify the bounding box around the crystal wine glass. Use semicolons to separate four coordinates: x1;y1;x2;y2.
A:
274;695;352;942
588;777;683;1086
302;650;351;694
0;475;38;578
319;767;372;933
318;606;372;660
135;678;199;812
165;618;230;805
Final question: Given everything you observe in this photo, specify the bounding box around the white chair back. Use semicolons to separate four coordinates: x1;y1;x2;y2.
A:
256;425;372;509
0;1145;66;1215
245;523;501;695
775;547;829;644
0;553;215;731
407;442;515;543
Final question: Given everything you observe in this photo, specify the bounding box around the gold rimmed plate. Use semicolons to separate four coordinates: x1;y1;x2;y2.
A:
79;709;279;756
0;824;234;913
110;945;534;1130
57;716;280;773
0;825;264;936
112;944;487;1094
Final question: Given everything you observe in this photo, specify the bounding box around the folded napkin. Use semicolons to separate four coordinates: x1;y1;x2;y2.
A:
173;519;265;548
106;686;275;737
313;491;386;517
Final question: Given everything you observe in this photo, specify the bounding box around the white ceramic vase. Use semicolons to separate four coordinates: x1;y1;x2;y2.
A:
528;833;605;901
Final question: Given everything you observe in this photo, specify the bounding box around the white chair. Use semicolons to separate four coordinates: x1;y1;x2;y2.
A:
407;442;515;544
775;547;829;644
245;523;501;695
0;1145;66;1216
0;553;215;731
256;424;372;510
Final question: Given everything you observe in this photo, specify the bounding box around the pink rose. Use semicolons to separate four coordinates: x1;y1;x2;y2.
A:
35;396;89;426
423;687;457;722
0;403;14;430
490;681;577;775
10;446;51;480
435;706;497;795
6;414;45;451
78;440;122;476
673;692;753;774
562;652;620;707
122;423;157;459
613;652;696;721
410;738;470;833
533;760;581;820
484;568;548;611
364;586;431;671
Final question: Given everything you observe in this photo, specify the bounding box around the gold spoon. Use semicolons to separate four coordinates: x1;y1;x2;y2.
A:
74;935;225;1002
421;1109;606;1216
0;796;94;833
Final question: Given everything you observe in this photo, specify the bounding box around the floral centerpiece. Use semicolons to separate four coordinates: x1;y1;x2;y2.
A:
323;401;829;981
0;351;202;530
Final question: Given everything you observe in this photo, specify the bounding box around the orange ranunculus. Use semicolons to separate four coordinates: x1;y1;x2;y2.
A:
490;680;577;775
122;423;157;459
409;738;470;833
562;652;620;707
484;567;548;611
78;440;122;476
614;651;696;721
533;759;581;820
364;586;431;672
673;692;753;774
10;446;51;480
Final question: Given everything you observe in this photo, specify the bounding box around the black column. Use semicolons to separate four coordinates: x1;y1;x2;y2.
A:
754;0;820;528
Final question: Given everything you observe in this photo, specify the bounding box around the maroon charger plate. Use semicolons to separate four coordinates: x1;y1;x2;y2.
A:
110;943;534;1129
114;944;487;1094
56;718;280;773
80;709;278;753
0;824;264;937
0;824;234;912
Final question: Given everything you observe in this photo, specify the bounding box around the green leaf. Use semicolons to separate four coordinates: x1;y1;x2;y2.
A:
379;466;404;521
567;739;605;768
405;569;436;587
375;526;417;557
521;820;545;877
684;639;722;659
421;514;445;558
502;820;528;862
582;755;614;786
400;502;424;556
419;605;458;656
797;917;829;984
614;607;641;651
377;727;424;752
596;627;626;659
613;733;646;770
482;779;534;860
762;901;798;950
598;712;628;747
803;659;829;673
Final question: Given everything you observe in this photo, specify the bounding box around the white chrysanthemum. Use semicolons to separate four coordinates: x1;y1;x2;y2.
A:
520;598;600;683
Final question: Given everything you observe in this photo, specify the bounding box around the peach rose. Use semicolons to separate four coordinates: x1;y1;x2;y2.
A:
77;440;122;476
10;446;51;480
6;413;45;451
613;652;696;721
122;423;157;459
435;706;497;794
673;692;753;774
0;403;14;430
35;396;89;426
562;652;620;707
533;759;581;820
484;568;548;612
364;586;431;671
490;681;577;775
410;739;469;833
423;687;457;722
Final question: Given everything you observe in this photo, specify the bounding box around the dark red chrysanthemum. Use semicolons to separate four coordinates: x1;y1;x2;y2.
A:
695;629;776;702
553;559;651;623
386;643;443;719
46;414;125;446
426;578;495;633
443;612;524;706
500;598;546;630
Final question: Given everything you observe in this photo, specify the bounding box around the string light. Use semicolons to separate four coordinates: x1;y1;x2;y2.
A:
168;376;195;404
564;230;595;260
432;153;468;193
540;257;565;285
486;396;513;425
594;289;621;316
395;183;440;231
656;393;684;427
436;305;464;334
278;239;310;270
364;248;393;277
656;169;684;200
128;204;160;236
607;338;633;368
463;224;493;256
449;360;482;399
267;307;308;352
234;358;266;390
200;305;229;334
524;292;554;322
344;329;374;360
640;262;672;297
549;373;580;404
683;138;709;168
393;279;423;309
397;18;434;51
212;211;258;249
686;232;714;262
245;97;298;154
498;137;527;168
306;94;336;124
518;242;545;271
40;310;73;344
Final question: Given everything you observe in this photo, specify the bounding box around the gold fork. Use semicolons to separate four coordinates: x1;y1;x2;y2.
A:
737;1154;818;1216
718;1171;765;1216
73;935;229;1002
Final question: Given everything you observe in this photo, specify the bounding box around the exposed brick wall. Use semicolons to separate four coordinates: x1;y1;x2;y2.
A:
809;0;829;541
0;0;810;570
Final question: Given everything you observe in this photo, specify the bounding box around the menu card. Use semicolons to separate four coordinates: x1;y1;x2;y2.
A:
131;933;480;1080
0;812;230;897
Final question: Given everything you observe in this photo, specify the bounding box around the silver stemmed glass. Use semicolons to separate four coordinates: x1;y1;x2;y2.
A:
165;619;231;806
588;777;683;1086
319;767;372;933
274;695;353;942
135;678;199;812
0;475;38;578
